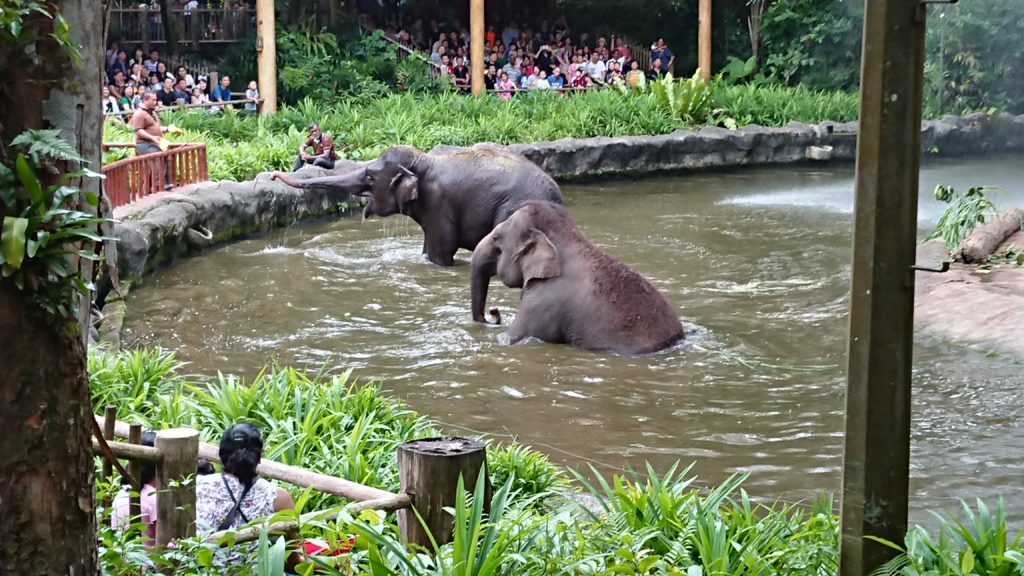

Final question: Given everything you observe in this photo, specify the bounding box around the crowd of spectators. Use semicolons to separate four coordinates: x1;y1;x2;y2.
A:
382;14;677;95
101;41;259;118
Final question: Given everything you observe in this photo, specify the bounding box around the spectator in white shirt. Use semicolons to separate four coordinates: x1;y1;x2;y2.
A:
585;52;607;83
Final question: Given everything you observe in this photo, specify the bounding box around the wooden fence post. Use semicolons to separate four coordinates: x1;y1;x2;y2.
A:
128;423;143;522
155;428;200;549
397;437;488;548
102;406;117;507
141;5;150;54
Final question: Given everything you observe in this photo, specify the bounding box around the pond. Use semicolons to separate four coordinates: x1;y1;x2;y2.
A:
124;155;1024;523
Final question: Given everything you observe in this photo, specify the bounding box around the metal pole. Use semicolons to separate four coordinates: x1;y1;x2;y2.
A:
840;0;928;574
470;0;485;95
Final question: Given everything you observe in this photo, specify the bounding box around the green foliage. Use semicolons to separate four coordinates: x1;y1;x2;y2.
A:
758;0;1024;114
0;130;111;323
869;498;1024;576
924;0;1024;115
760;0;864;92
713;82;860;126
488;444;570;506
924;185;1002;251
0;0;80;69
650;72;714;124
220;25;440;106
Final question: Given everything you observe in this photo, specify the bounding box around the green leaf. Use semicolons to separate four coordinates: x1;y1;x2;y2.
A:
0;164;15;207
83;191;100;207
2;217;29;269
15;154;43;206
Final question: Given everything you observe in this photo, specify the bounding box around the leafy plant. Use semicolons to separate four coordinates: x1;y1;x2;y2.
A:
869;498;1024;576
0;130;110;322
650;72;714;124
924;185;1002;251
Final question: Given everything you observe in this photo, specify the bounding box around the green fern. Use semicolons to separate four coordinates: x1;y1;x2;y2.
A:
11;129;86;167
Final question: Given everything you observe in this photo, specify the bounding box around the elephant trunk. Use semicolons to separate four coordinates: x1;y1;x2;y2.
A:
470;234;498;323
272;167;367;195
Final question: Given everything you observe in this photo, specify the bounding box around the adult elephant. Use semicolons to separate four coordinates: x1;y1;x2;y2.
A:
271;146;563;266
470;201;684;355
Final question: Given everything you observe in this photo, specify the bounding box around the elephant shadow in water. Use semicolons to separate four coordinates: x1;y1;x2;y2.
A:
272;145;563;267
470;201;685;356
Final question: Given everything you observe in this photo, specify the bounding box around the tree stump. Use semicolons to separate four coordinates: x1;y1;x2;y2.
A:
956;208;1024;263
397;437;489;548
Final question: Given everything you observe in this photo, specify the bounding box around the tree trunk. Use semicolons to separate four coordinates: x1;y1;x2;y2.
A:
955;208;1024;264
0;0;102;574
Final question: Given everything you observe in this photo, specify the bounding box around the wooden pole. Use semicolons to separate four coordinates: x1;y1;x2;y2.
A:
141;5;150;55
101;405;117;508
397;437;489;548
256;0;277;114
470;0;484;95
155;428;199;549
840;0;927;574
699;0;712;80
128;424;143;522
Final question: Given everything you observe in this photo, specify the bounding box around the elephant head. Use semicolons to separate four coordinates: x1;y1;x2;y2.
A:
470;202;563;323
360;146;424;219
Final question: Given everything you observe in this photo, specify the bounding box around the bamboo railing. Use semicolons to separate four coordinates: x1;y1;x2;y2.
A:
93;410;482;550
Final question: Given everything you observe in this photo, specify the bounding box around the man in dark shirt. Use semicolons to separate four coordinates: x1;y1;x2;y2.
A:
451;57;470;92
173;79;191;105
293;122;338;171
484;64;498;90
157;78;177;107
647;58;666;81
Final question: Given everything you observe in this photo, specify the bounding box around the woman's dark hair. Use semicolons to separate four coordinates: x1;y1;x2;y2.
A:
139;431;157;486
219;423;263;487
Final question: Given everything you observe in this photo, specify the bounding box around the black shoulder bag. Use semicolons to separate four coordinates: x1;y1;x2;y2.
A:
217;474;255;530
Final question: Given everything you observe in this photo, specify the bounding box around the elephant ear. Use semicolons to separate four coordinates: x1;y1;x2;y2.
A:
515;228;560;287
391;166;419;213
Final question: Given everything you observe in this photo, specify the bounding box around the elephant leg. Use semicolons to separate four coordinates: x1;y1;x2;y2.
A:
424;228;457;266
502;297;564;345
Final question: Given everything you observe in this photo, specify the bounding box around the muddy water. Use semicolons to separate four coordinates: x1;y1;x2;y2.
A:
125;156;1024;523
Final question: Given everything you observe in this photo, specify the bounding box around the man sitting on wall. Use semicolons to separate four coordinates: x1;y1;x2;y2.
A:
293;122;338;171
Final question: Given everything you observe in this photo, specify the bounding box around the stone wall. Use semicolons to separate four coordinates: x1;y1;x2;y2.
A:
506;113;1024;179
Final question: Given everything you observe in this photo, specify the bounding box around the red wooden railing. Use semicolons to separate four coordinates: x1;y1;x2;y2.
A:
103;143;208;208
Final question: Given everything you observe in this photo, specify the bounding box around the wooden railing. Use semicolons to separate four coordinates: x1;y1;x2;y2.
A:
102;143;208;208
93;408;486;550
108;7;255;49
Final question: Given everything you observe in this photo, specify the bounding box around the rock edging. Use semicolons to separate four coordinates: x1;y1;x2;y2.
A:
502;112;1024;179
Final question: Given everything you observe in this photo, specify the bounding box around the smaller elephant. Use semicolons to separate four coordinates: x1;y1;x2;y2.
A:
470;201;684;355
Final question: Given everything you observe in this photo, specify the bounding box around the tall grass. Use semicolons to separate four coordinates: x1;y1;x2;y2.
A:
103;81;860;182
